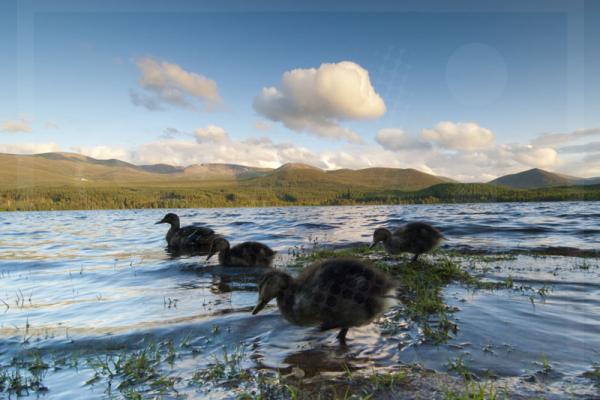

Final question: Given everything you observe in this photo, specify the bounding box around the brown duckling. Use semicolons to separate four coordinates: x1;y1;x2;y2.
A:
207;237;275;268
370;222;444;262
156;213;218;252
252;258;397;345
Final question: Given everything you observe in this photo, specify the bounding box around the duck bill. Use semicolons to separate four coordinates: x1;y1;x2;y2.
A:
369;242;377;249
252;299;269;315
155;219;166;225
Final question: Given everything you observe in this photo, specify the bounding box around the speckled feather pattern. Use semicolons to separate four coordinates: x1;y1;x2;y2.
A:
167;225;216;250
388;222;443;255
220;241;274;268
276;258;397;329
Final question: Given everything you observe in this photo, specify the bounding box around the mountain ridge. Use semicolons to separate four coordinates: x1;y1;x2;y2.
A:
488;168;582;189
0;152;450;190
0;152;597;190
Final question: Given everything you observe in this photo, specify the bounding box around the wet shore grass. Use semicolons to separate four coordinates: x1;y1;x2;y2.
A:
1;247;597;399
0;338;514;399
289;246;521;344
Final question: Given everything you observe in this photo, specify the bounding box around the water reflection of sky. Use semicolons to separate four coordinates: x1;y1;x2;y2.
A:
0;203;599;398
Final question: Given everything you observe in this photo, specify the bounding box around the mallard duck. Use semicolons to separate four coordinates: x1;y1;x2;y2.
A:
207;237;275;268
370;222;444;262
156;213;218;251
252;258;397;345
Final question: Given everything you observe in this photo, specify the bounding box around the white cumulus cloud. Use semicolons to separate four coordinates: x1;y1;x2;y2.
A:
509;145;558;169
131;136;326;169
253;61;385;143
421;121;495;150
131;57;221;111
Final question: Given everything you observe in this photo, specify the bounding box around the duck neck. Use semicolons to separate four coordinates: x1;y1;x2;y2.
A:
275;278;297;322
218;247;231;265
383;229;393;243
166;223;179;242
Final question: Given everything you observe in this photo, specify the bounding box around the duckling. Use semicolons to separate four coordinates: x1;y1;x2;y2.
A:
207;237;274;268
156;213;218;252
252;258;397;345
370;222;444;262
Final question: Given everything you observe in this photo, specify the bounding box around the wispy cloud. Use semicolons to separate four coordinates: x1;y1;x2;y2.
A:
531;127;600;147
44;121;59;130
129;89;164;111
1;118;32;133
375;128;431;151
558;141;600;154
131;57;221;111
71;145;129;160
254;61;385;143
254;121;272;131
0;142;59;153
7;122;600;180
159;127;186;139
194;125;229;143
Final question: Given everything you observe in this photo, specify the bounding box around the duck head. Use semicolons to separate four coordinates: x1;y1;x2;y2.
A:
252;270;291;315
206;237;230;261
369;228;392;249
156;213;180;227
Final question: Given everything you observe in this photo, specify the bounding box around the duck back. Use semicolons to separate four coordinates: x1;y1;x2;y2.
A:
170;225;215;250
290;258;396;328
228;241;275;268
394;222;443;254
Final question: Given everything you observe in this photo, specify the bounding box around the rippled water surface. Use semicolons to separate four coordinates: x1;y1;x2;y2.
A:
1;202;600;398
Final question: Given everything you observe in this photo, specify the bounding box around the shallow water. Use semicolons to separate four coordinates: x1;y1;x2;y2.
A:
1;202;599;398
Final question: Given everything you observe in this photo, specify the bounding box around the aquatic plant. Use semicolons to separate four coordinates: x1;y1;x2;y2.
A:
0;351;50;396
85;340;179;398
191;345;250;384
583;363;600;387
444;380;499;400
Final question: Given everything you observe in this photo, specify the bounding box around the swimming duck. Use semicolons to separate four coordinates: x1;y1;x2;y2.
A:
370;222;444;262
156;213;218;252
207;237;275;268
252;258;397;345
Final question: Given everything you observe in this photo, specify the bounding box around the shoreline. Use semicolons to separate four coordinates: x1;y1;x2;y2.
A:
2;184;599;212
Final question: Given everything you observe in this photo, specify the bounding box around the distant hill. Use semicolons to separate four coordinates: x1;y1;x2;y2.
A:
3;152;600;211
0;152;449;190
182;163;270;180
3;152;597;190
276;162;321;171
0;152;158;188
139;164;184;174
327;167;454;190
489;168;580;189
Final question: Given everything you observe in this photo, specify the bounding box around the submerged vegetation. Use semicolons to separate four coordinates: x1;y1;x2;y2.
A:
0;246;595;399
1;182;599;211
290;246;530;344
0;351;49;396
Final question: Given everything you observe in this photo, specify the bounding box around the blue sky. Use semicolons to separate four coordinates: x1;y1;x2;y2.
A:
0;0;598;180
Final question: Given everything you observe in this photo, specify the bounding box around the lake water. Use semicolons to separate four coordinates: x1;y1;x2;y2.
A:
1;202;599;398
